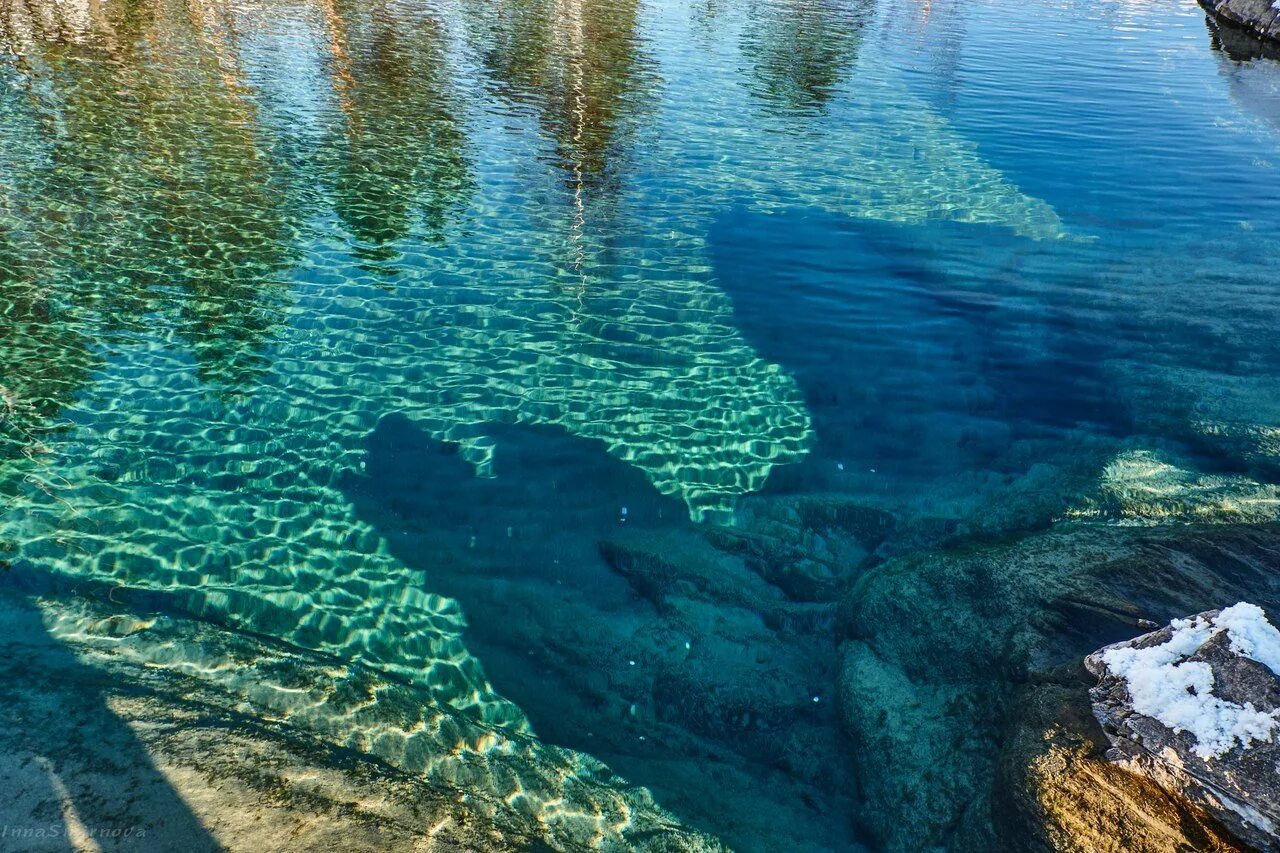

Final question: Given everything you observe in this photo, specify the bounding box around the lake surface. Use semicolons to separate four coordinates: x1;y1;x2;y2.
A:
2;0;1279;848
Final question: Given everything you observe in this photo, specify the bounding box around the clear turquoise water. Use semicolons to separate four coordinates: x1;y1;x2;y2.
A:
1;0;1279;848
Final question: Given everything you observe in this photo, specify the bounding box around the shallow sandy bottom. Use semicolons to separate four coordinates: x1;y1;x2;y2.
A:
0;583;718;852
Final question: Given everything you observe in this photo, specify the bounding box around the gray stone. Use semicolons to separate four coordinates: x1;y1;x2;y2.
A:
1087;612;1280;851
1202;0;1280;49
839;521;1280;850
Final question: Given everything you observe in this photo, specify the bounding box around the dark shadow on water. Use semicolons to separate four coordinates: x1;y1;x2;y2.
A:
708;208;1132;495
341;414;858;852
340;415;687;759
340;413;681;594
0;571;219;852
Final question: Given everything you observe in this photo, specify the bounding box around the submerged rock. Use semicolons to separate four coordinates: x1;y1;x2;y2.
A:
705;493;893;602
1085;606;1280;850
341;415;860;852
1068;449;1280;526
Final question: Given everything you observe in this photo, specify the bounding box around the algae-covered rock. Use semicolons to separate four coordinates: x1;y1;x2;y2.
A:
1069;448;1280;525
705;493;893;601
839;522;1280;850
1086;607;1280;850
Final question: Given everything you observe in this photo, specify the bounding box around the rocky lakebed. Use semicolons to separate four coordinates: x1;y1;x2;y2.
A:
6;434;1280;852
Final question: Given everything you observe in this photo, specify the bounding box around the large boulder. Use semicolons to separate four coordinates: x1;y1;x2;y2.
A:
996;671;1243;853
1200;0;1280;45
839;521;1280;850
1086;605;1280;850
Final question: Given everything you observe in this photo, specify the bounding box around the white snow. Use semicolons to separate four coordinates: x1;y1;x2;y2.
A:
1217;602;1280;675
1102;602;1280;759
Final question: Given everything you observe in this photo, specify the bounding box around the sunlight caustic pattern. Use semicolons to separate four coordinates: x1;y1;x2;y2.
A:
27;591;722;850
0;0;1060;787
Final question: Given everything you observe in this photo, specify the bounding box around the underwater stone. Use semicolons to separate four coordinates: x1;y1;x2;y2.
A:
1086;609;1280;850
1068;448;1280;525
704;493;893;602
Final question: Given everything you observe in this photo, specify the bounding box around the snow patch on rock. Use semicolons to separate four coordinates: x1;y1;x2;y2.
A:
1101;603;1280;759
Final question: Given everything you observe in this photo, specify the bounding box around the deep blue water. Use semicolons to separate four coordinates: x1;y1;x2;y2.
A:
1;0;1279;848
